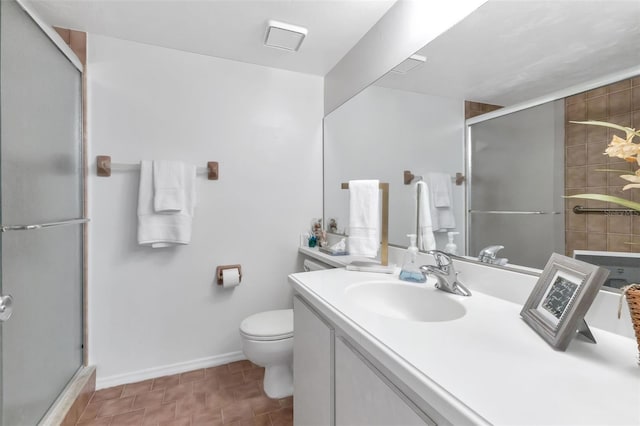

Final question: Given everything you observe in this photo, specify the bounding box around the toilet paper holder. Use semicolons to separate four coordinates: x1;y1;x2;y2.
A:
216;264;242;285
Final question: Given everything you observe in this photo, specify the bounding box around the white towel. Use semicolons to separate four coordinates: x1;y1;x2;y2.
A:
428;173;456;231
428;172;451;207
348;180;380;258
416;181;436;251
153;160;185;212
138;160;197;248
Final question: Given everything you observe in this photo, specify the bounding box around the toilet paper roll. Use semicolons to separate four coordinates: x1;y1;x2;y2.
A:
222;268;241;288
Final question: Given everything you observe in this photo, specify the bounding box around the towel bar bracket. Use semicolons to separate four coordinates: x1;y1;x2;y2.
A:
207;161;219;180
97;155;111;177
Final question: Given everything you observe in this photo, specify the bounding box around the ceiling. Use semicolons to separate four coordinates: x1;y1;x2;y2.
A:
375;0;640;106
27;0;396;76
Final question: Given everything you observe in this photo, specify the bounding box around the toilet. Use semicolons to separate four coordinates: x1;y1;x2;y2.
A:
239;309;294;399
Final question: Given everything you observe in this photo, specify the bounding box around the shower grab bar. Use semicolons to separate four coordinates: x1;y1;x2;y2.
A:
573;205;640;215
1;217;89;232
469;210;561;215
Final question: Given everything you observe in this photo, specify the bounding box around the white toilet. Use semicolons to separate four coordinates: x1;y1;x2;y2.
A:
239;309;294;399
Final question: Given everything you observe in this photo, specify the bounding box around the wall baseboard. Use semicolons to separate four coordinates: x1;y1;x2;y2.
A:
96;351;246;390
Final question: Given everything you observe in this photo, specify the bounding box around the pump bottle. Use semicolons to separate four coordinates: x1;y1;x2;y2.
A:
445;231;460;255
399;234;426;283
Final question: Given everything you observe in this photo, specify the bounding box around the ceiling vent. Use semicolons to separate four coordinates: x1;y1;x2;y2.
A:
391;54;427;74
264;20;307;52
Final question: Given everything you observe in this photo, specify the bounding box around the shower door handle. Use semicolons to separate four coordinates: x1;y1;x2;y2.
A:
0;294;14;322
0;217;89;232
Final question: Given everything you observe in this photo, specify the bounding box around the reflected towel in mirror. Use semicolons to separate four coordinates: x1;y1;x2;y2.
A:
416;181;436;251
348;179;379;257
428;172;455;231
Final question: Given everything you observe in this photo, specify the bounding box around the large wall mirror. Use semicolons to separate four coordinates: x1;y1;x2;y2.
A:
323;0;640;273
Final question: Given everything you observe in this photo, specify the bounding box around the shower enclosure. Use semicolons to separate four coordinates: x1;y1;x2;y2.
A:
1;1;85;424
467;101;565;269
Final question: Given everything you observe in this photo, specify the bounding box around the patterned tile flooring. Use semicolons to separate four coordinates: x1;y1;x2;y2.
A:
76;361;293;426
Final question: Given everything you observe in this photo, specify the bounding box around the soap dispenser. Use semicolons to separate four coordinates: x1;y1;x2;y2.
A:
445;232;460;255
399;234;426;283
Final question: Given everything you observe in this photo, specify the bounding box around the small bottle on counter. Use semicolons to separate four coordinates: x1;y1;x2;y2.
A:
399;234;426;283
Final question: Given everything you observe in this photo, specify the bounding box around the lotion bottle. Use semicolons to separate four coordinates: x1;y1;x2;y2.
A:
399;234;426;283
445;231;460;255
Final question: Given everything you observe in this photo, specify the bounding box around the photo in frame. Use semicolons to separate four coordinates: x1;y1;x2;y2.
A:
520;253;609;351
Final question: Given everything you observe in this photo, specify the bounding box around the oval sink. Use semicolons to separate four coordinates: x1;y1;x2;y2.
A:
345;281;466;322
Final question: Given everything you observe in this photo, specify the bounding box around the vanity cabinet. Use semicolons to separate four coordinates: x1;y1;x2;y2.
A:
293;296;333;426
335;337;435;426
294;294;436;426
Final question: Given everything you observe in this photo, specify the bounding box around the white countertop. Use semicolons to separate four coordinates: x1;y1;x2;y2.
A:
298;246;374;268
289;268;640;425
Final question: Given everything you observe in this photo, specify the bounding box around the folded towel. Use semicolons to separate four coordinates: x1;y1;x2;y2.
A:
138;160;197;248
348;180;380;258
416;181;436;251
428;172;451;207
153;160;185;212
428;173;456;231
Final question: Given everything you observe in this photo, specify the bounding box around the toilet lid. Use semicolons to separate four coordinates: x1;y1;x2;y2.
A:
240;309;293;341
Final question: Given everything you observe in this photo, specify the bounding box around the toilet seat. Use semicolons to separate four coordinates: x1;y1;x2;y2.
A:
240;309;293;341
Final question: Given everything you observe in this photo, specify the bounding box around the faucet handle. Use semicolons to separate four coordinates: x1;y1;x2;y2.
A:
426;250;452;267
478;245;504;263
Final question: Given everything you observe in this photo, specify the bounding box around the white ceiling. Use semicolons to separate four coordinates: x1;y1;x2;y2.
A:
376;0;640;106
27;0;396;76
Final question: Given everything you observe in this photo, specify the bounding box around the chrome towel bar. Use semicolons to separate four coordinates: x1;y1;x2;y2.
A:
1;217;89;232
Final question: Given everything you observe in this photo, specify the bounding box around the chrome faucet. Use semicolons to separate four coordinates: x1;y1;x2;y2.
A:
478;245;508;266
420;250;471;297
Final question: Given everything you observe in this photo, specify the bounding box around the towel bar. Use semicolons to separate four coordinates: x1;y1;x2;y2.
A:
96;155;219;180
403;170;465;186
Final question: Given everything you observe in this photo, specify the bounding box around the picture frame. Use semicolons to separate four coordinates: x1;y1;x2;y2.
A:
520;253;610;351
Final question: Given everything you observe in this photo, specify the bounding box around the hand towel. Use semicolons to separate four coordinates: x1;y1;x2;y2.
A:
138;160;197;248
428;173;456;231
428;172;451;207
416;181;436;251
348;180;380;258
153;160;185;212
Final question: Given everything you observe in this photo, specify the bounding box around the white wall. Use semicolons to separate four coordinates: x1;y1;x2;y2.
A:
324;85;465;251
87;35;323;387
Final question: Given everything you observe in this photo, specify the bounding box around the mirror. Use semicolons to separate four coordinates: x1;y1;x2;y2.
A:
323;0;640;269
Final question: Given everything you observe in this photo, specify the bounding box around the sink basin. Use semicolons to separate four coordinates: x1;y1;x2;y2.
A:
345;281;466;322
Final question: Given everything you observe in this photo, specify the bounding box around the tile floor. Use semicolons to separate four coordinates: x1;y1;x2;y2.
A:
76;361;293;426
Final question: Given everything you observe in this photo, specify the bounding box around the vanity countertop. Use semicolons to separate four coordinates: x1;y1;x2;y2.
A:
289;268;640;425
298;246;373;268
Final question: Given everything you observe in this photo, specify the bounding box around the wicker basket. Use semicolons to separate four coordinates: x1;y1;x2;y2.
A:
622;284;640;364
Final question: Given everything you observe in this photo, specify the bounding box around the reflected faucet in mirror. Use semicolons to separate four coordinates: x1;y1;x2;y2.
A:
478;245;508;266
420;250;471;297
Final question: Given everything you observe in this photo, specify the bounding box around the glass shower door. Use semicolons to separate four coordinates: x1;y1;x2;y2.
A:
468;101;565;269
1;1;84;424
